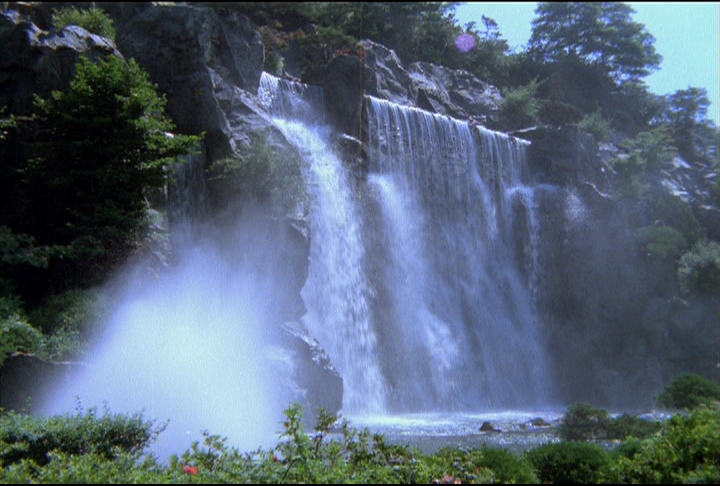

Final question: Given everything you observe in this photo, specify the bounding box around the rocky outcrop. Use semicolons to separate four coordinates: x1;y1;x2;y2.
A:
408;61;502;125
0;9;121;115
303;39;502;139
275;322;344;426
114;4;267;161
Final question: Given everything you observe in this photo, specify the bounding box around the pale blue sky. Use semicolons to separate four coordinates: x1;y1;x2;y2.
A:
454;2;719;124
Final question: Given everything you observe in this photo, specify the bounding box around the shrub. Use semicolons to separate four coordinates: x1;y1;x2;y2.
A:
472;446;538;483
604;403;720;483
558;402;611;441
29;288;109;361
206;131;305;217
657;373;720;410
633;225;688;259
525;441;610;484
498;77;544;131
30;288;107;335
0;406;165;468
677;239;720;294
51;6;116;40
0;312;43;367
605;414;661;440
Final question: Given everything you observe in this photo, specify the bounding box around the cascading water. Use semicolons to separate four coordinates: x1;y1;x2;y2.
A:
259;74;551;414
364;97;550;411
259;73;387;414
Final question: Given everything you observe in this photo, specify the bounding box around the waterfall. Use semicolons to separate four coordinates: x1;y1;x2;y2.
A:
260;74;550;414
259;73;387;414
365;96;549;411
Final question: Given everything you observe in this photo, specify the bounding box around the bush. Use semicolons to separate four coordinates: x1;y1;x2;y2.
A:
0;312;43;367
29;288;107;335
605;414;661;441
472;446;538;484
525;441;610;484
0;406;165;468
677;239;720;294
657;373;720;410
28;288;109;361
206;131;305;217
558;403;611;441
634;225;688;259
604;404;720;483
51;6;116;40
498;78;544;131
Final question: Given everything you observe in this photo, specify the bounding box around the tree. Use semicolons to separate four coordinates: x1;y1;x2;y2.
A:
662;87;717;162
529;2;662;83
1;55;201;293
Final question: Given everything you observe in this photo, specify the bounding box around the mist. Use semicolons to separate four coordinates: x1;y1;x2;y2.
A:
40;237;287;460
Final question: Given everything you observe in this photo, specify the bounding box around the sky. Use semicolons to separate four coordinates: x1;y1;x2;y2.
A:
454;2;719;124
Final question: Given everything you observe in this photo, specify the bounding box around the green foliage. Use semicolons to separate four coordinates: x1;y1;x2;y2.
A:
605;414;661;441
663;87;716;162
677;239;720;294
2;55;201;294
558;403;660;443
498;77;544;131
24;288;109;361
577;109;612;142
0;406;164;468
0;312;43;367
297;24;358;65
304;3;461;66
206;131;305;217
0;402;717;483
51;6;116;40
525;441;610;484
559;402;611;441
657;373;720;410
621;128;676;172
0;226;59;270
611;128;677;199
1;451;164;484
29;288;108;336
604;404;720;484
634;225;688;260
529;2;661;83
640;188;703;246
539;98;583;127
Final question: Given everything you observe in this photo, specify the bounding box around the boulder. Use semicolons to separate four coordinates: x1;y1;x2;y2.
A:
479;421;501;432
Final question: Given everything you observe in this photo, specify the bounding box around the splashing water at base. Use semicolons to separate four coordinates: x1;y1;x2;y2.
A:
41;246;285;461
